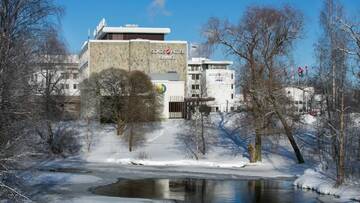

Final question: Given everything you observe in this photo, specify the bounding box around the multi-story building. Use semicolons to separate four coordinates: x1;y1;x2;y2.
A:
31;54;80;119
284;86;324;115
31;54;80;96
79;19;188;119
187;58;235;112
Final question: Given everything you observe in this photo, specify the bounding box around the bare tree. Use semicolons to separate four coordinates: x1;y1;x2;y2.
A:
33;29;68;121
0;0;63;200
315;0;354;186
203;6;305;164
183;74;212;158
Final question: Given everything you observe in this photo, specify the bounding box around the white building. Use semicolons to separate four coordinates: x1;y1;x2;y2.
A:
32;54;80;96
187;58;235;112
284;86;315;113
150;72;185;119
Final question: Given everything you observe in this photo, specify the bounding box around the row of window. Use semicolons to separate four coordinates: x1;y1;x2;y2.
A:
191;93;234;99
191;84;234;90
192;84;200;90
60;83;78;90
61;73;78;80
31;72;79;82
191;73;234;80
189;65;201;71
191;74;200;80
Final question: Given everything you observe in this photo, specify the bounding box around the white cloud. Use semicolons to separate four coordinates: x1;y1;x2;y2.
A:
148;0;171;17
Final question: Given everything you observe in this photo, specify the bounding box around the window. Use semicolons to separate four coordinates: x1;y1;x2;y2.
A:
65;84;69;89
73;73;78;79
231;84;234;89
73;84;78;89
61;73;69;79
60;83;64;89
31;74;37;82
191;74;200;80
190;66;199;71
231;73;234;79
192;84;199;90
192;94;199;97
231;94;234;99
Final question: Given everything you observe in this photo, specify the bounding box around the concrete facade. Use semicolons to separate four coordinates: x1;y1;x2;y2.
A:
81;40;187;79
79;23;188;119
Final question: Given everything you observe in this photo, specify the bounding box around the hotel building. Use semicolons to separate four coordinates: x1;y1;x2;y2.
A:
187;58;235;112
79;19;188;119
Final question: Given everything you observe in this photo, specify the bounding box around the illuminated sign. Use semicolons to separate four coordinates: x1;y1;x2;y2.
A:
155;84;167;94
151;47;185;60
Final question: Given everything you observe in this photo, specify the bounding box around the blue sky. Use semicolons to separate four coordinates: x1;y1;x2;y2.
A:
57;0;360;68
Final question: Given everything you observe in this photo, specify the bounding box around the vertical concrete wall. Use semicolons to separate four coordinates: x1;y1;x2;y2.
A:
89;41;130;73
88;40;187;79
80;40;188;119
129;40;150;73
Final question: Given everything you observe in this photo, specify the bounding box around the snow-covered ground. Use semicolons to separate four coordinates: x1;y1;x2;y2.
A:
22;114;359;202
77;118;307;178
294;168;360;201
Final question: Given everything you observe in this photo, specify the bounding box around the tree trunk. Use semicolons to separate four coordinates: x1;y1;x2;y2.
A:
270;96;305;164
248;144;256;163
200;115;206;155
358;134;360;161
255;128;262;162
283;122;305;164
117;119;125;136
128;124;133;152
336;92;345;186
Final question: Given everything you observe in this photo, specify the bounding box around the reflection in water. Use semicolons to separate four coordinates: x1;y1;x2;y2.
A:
91;178;321;203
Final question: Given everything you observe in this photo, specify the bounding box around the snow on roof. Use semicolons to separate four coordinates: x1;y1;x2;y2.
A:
102;26;170;34
188;57;233;65
95;25;171;39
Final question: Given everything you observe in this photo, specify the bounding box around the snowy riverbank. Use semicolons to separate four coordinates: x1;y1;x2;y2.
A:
294;168;360;202
77;118;308;178
29;117;359;202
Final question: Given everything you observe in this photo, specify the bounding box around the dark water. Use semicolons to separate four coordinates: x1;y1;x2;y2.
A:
90;178;327;203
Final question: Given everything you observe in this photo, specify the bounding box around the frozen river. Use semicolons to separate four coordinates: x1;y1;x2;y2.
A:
91;177;334;203
28;161;344;202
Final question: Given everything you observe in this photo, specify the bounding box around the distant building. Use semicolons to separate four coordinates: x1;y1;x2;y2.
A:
187;58;235;112
31;55;80;96
79;20;187;81
79;19;188;119
31;54;80;119
284;86;323;114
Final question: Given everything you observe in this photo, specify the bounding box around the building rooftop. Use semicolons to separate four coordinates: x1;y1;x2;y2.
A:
94;19;171;40
101;26;170;35
188;57;233;65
